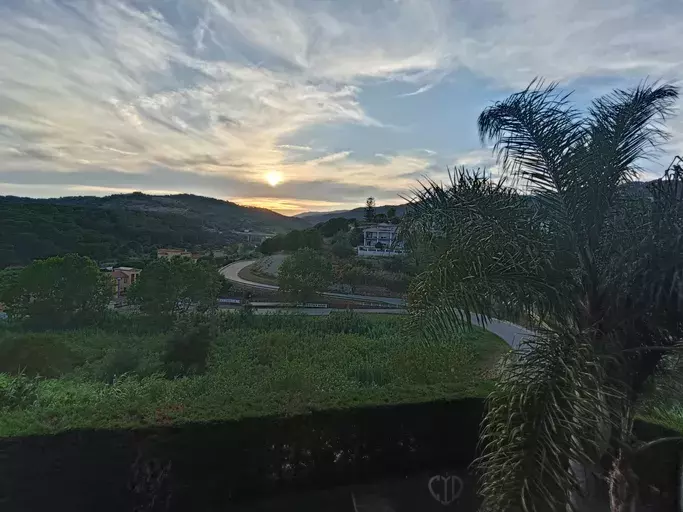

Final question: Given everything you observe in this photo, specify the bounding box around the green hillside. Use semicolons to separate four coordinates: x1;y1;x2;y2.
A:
0;193;306;268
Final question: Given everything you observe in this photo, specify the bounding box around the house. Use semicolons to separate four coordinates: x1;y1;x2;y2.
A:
357;223;405;257
112;267;141;297
156;248;200;260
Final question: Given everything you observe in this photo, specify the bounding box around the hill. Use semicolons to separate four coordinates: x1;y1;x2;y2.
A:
296;179;663;225
297;204;407;225
0;193;307;268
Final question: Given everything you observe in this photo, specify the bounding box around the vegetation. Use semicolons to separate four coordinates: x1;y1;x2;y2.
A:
0;193;306;268
259;217;358;255
277;248;333;301
364;197;376;223
403;81;683;511
317;217;356;238
128;258;224;319
0;313;507;437
332;257;410;295
639;352;683;433
1;254;112;329
259;228;324;255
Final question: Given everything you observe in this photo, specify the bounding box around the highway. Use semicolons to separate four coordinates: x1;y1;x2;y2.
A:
220;260;533;349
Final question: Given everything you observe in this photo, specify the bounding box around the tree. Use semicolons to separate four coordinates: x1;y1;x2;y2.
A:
317;217;353;238
282;230;305;252
403;81;683;511
364;197;376;223
278;248;333;301
2;254;112;328
260;235;283;255
349;227;365;247
386;207;400;224
330;231;355;259
218;276;234;297
128;258;222;319
331;239;355;259
301;229;323;250
336;263;365;294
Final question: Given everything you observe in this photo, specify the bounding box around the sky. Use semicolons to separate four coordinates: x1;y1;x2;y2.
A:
0;0;682;215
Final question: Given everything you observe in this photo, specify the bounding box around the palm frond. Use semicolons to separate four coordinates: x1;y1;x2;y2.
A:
477;331;621;512
586;83;677;180
478;80;584;211
591;159;683;394
577;82;679;253
403;169;572;338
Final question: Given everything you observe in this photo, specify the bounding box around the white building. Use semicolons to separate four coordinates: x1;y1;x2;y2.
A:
357;223;405;257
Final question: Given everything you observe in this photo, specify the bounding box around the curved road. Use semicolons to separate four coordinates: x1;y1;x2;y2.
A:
220;260;404;306
220;260;532;349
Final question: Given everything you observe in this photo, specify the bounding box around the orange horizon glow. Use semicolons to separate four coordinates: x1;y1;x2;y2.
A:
230;196;356;216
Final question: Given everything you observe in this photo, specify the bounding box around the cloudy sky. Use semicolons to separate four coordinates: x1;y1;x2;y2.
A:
1;0;682;214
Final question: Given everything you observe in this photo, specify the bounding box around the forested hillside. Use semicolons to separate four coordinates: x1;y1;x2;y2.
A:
0;193;306;268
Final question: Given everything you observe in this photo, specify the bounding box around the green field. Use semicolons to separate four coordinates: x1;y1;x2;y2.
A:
0;312;508;437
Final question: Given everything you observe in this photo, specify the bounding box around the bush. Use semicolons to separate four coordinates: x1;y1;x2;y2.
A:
0;333;79;377
162;317;217;377
94;347;143;383
0;372;39;409
324;310;372;335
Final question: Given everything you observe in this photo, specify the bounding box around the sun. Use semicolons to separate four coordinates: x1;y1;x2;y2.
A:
265;170;284;187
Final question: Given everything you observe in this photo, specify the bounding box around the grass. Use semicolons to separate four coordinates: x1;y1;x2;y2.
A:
0;312;508;437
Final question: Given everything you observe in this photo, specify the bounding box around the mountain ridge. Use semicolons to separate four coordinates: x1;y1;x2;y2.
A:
0;192;307;267
296;204;407;225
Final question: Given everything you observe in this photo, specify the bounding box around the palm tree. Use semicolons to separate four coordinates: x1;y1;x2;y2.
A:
402;81;683;511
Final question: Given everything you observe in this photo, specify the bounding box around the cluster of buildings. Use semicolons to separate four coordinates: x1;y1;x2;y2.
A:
106;248;204;299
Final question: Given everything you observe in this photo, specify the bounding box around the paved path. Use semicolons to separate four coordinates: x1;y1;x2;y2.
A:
220;260;533;349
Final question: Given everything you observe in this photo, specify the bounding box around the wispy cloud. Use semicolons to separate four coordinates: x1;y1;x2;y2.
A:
398;84;437;98
0;0;681;213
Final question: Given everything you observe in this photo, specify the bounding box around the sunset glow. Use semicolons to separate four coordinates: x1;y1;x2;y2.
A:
0;0;680;213
265;171;284;187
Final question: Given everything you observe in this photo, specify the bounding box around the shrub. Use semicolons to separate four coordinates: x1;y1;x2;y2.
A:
324;310;372;335
0;372;39;409
94;347;142;383
162;317;217;378
0;333;79;377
